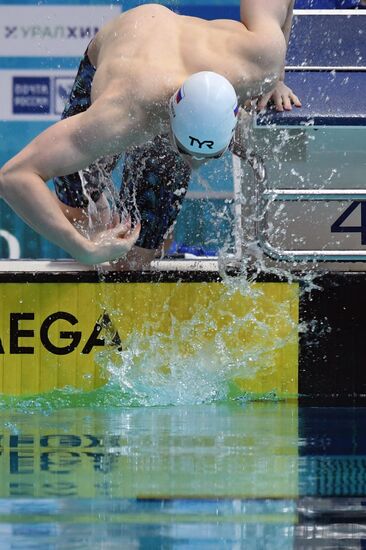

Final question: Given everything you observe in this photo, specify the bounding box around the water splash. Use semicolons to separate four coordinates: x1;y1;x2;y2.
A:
91;272;298;407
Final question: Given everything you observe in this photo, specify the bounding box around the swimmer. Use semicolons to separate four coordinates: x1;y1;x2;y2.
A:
0;0;301;267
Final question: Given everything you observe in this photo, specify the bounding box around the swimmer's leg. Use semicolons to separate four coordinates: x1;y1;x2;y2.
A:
53;44;122;237
113;134;192;271
56;193;112;236
53;153;121;237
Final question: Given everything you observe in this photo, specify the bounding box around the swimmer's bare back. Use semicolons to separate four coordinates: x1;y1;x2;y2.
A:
0;0;297;265
88;1;289;108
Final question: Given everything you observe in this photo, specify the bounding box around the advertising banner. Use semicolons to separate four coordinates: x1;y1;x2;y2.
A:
0;70;76;121
0;5;121;57
0;280;299;397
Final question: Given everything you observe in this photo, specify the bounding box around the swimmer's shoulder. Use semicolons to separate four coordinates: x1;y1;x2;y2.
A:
126;3;177;16
90;3;178;66
109;3;176;23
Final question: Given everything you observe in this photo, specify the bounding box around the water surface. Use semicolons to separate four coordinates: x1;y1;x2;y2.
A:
0;400;365;548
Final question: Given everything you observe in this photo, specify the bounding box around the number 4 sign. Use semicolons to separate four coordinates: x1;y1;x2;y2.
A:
331;202;366;245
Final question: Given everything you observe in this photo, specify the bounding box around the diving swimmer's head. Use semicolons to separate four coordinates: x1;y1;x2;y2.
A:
169;71;239;161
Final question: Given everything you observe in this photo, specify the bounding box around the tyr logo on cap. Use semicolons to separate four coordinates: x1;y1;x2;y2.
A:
189;136;214;150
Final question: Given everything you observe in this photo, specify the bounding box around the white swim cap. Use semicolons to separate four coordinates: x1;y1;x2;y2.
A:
169;71;239;160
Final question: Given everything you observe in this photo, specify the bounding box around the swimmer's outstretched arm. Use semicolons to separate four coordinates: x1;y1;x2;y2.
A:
240;0;301;111
0;102;141;265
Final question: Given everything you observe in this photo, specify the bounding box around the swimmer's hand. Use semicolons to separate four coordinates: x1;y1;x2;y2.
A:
257;81;302;112
80;220;141;265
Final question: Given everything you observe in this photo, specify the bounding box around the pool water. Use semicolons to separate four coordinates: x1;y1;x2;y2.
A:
0;399;365;548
